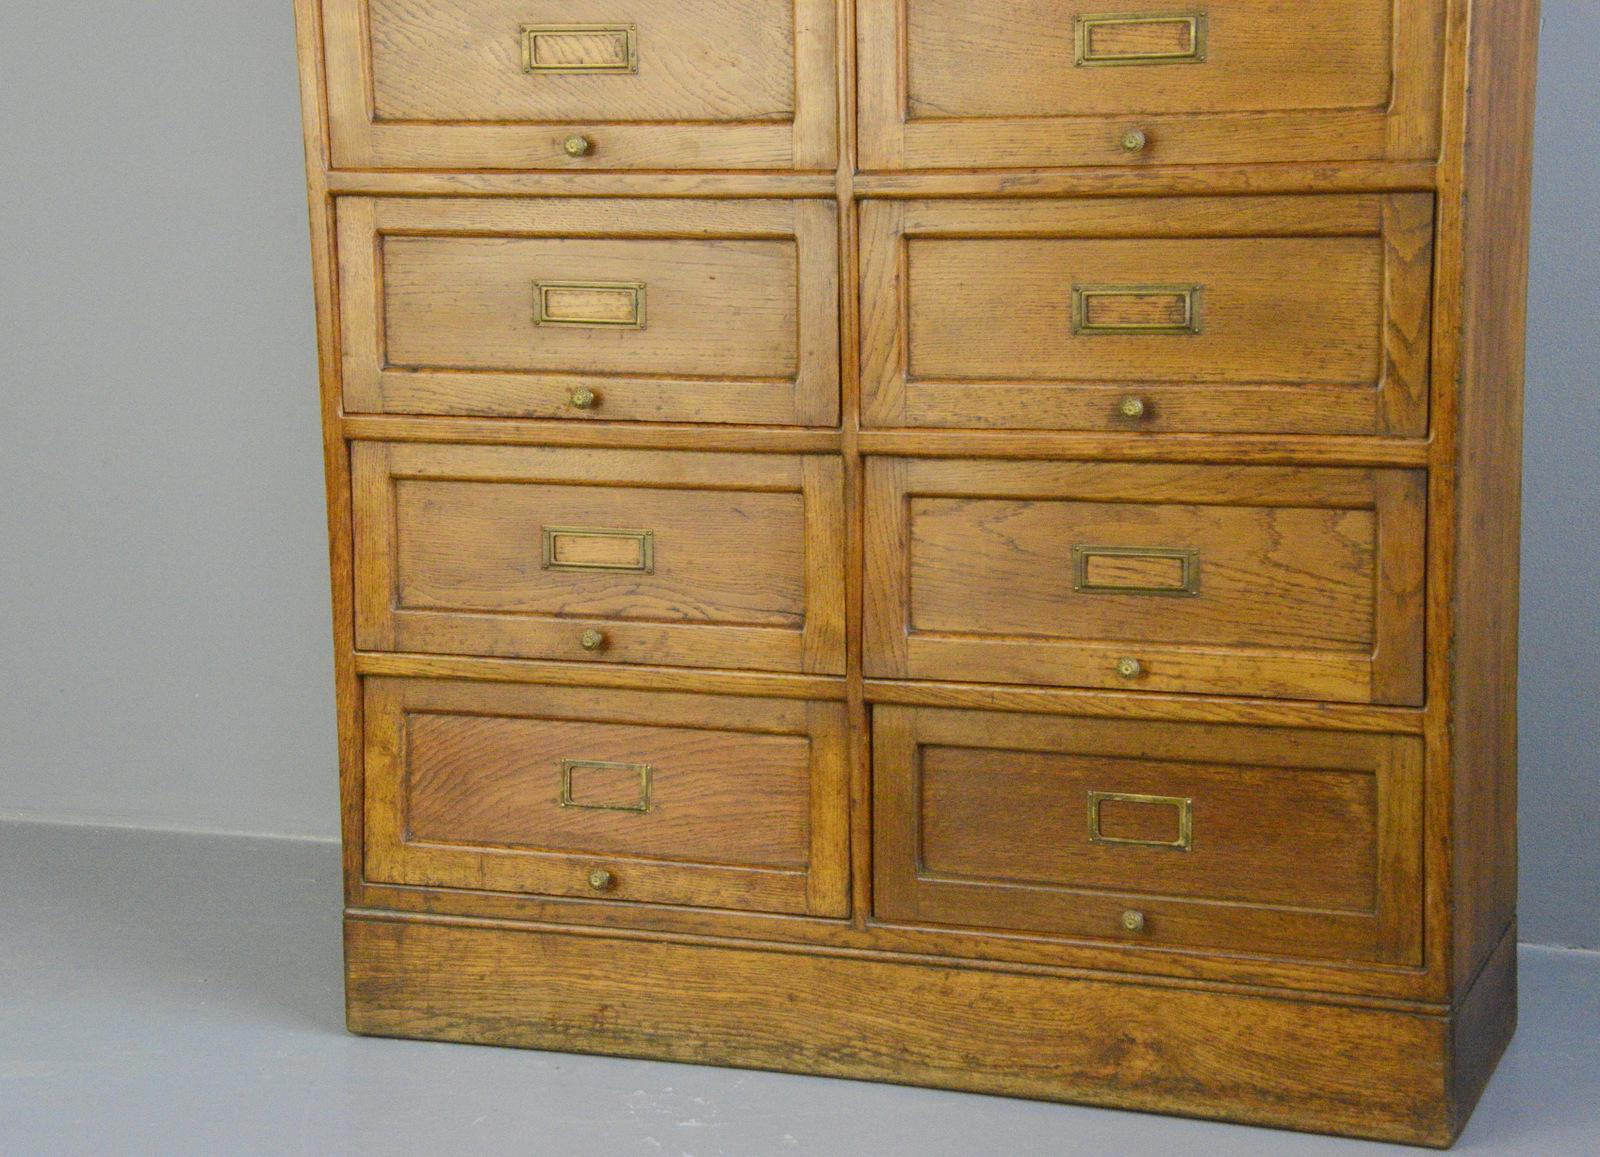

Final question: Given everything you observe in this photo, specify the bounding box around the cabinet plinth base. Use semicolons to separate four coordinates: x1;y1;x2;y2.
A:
344;914;1516;1148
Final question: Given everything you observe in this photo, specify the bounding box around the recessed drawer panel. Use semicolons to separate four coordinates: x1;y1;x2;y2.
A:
873;706;1423;964
861;195;1434;435
337;198;839;426
354;443;846;675
864;458;1426;705
364;678;849;916
322;0;837;169
858;0;1445;168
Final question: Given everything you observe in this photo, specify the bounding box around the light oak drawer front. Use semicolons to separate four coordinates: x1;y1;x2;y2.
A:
861;195;1434;435
354;443;846;675
873;707;1422;965
321;0;836;169
858;0;1444;169
864;459;1425;705
337;198;839;426
364;679;849;916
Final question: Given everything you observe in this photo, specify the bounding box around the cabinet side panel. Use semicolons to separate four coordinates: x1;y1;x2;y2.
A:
295;0;365;899
1450;0;1540;993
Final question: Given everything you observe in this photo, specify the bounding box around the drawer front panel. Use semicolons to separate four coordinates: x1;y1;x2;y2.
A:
873;707;1423;964
861;196;1434;435
323;0;837;169
864;459;1425;704
858;0;1444;168
365;678;849;916
355;443;846;675
338;198;839;426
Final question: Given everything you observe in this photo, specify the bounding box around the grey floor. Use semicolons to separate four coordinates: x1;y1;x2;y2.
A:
2;823;1596;1157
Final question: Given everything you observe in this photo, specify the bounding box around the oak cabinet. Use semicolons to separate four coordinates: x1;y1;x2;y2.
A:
296;0;1535;1146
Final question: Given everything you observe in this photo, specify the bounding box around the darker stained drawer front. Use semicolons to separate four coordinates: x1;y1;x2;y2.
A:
861;195;1434;436
322;0;836;169
858;0;1444;168
337;197;839;426
873;706;1423;965
364;678;849;916
864;458;1426;705
354;443;846;675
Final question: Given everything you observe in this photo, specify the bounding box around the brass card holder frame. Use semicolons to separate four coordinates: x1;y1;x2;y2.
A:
560;760;654;813
1075;12;1208;67
1072;284;1203;335
521;24;639;75
1088;791;1194;851
533;281;647;329
1073;545;1201;597
542;527;656;574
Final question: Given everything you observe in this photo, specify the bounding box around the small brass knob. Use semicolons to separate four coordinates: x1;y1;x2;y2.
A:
563;134;593;157
570;386;597;410
1121;128;1148;154
1118;396;1148;420
588;869;614;892
1121;909;1147;933
580;629;606;652
1116;657;1144;680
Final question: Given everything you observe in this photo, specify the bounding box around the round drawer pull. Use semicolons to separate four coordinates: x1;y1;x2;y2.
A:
1121;909;1147;933
564;134;593;157
569;386;598;410
588;869;615;892
1116;657;1144;680
1120;128;1148;154
580;629;607;652
1118;396;1148;420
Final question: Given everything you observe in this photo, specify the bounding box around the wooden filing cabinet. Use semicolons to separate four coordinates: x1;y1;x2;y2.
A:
294;0;1537;1145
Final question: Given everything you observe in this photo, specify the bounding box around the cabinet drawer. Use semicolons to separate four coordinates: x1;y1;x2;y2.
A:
859;0;1444;169
873;706;1423;965
861;195;1433;435
864;459;1426;704
364;678;849;916
321;0;836;169
354;443;846;675
337;198;839;426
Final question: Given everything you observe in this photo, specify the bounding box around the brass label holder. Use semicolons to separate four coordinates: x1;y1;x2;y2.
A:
1072;284;1203;335
1088;791;1194;851
533;281;647;329
1075;12;1208;67
560;760;654;813
542;527;656;574
521;24;639;74
1073;545;1200;596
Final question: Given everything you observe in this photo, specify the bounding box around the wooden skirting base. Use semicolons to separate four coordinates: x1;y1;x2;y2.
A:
345;915;1517;1149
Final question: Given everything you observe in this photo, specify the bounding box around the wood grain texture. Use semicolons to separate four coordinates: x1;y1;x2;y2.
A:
346;917;1465;1146
860;194;1433;435
852;162;1438;199
362;678;849;915
353;443;846;675
323;0;837;169
326;170;840;198
1445;0;1539;998
858;0;1445;169
354;651;846;700
874;706;1422;965
341;416;842;454
864;458;1426;705
337;197;839;426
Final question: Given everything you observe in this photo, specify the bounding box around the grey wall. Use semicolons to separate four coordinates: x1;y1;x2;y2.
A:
0;4;1595;946
0;2;336;838
1518;3;1600;950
